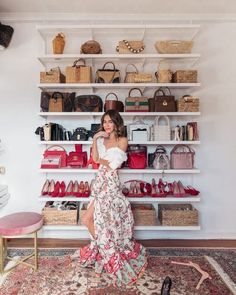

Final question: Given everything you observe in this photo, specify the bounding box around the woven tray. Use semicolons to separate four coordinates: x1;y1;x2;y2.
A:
42;203;79;225
131;204;157;225
158;204;198;226
172;70;197;83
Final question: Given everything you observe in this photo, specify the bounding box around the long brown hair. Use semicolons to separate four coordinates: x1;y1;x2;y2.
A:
99;110;126;138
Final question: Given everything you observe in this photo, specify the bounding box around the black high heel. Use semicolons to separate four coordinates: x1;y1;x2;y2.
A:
160;276;172;295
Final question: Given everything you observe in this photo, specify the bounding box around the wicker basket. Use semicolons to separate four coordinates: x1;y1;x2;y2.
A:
66;59;92;83
155;40;193;54
158;204;198;226
42;203;79;225
116;40;145;54
40;67;65;83
177;95;199;112
131;204;157;225
172;70;197;83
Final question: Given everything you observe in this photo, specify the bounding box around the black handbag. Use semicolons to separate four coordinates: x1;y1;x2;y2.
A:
74;95;103;112
40;92;75;112
51;123;64;141
0;22;14;48
71;128;88;141
88;123;101;138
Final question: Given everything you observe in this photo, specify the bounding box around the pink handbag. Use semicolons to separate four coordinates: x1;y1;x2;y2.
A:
170;144;195;169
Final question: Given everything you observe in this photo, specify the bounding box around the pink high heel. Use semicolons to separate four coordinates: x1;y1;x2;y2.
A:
65;180;73;196
41;179;50;196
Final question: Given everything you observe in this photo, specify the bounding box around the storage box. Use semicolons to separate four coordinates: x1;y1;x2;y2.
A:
42;202;79;225
177;96;200;112
158;204;198;226
172;70;197;83
131;204;157;225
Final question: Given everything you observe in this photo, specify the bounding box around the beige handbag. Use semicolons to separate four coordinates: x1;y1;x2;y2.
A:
52;33;65;54
40;67;65;83
155;40;193;54
124;64;152;83
66;59;92;83
155;60;173;83
153;115;171;141
116;40;145;54
95;62;120;83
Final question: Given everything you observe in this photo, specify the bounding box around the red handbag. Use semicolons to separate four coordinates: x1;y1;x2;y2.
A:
128;151;147;169
86;147;100;169
43;145;67;167
67;151;87;168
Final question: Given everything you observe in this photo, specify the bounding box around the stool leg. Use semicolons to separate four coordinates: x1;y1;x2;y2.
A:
0;236;4;274
34;232;38;270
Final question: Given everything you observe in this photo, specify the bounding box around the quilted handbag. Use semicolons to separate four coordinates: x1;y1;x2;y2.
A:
170;144;195;169
42;145;67;168
153;115;171;141
95;62;120;83
104;93;124;112
125;88;149;112
148;87;176;112
74;95;103;112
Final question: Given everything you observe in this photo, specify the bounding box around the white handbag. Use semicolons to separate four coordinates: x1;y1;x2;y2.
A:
153;115;171;141
128;117;150;141
153;153;170;169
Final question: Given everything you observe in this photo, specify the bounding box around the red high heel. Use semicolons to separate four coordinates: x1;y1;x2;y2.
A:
145;182;152;195
51;181;60;197
84;181;90;197
78;181;85;197
41;179;50;196
48;180;55;196
59;181;66;197
184;185;200;196
158;179;167;195
65;180;73;196
167;182;174;195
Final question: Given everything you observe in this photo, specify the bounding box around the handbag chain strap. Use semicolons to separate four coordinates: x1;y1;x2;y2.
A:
123;40;145;53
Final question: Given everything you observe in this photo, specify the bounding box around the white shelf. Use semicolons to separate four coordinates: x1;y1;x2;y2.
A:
38;83;201;90
38;140;200;145
39;168;200;174
38;111;201;117
39;196;200;203
43;224;201;231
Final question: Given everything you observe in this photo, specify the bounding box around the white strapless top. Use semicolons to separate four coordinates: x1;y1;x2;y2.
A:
97;137;127;170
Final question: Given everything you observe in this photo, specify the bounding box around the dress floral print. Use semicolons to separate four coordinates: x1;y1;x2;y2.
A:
78;138;148;286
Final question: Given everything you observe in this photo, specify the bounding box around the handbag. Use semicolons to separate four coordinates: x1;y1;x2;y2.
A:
155;60;173;83
67;152;87;167
42;145;67;168
80;40;102;54
74;95;103;112
86;147;100;169
66;59;92;83
148;145;167;168
153;145;170;170
48;92;64;112
95;62;120;83
127;145;147;169
40;157;61;169
104;93;124;112
40;92;75;112
88;123;101;139
124;64;152;83
71;127;88;141
153;115;171;141
128;117;150;141
148;87;176;112
40;67;65;83
0;22;14;48
116;40;145;54
125;88;149;112
170;144;195;169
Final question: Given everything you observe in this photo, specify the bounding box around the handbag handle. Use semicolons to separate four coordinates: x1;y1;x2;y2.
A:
45;145;66;152
125;64;139;74
154;145;167;154
122;40;145;53
102;61;116;70
73;58;86;67
52;92;64;100
170;144;195;155
154;115;170;126
128;88;143;97
105;92;118;101
46;67;61;76
153;88;165;99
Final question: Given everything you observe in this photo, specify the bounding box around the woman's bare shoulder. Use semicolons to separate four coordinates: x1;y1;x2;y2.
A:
118;137;128;151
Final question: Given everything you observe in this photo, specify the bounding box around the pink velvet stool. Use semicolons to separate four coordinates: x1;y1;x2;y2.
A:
0;212;43;274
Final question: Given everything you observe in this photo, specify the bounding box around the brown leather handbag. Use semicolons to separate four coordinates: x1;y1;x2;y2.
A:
74;95;103;112
104;93;124;112
148;87;176;112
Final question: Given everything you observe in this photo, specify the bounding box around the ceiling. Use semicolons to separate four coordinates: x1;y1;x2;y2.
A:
1;0;236;14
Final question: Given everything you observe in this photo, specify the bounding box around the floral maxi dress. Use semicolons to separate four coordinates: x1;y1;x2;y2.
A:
78;138;148;286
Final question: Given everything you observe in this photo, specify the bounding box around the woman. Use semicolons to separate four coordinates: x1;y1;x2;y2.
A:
78;110;147;286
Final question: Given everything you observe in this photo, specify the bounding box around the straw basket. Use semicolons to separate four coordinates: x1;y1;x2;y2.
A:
173;70;197;83
155;40;193;54
158;204;198;226
131;204;157;225
177;95;199;112
42;206;78;225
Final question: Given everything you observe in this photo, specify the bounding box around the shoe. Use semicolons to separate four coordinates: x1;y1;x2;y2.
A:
65;180;73;196
58;181;66;197
72;180;79;197
41;179;50;195
158;179;167;195
78;181;85;197
160;276;172;295
167;182;174;195
145;182;152;195
140;182;145;194
177;181;186;196
84;181;90;197
51;181;60;197
173;181;180;197
47;179;55;196
151;178;157;195
122;185;129;196
184;185;200;196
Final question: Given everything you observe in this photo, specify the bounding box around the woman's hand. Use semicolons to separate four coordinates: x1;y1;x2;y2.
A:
93;131;109;140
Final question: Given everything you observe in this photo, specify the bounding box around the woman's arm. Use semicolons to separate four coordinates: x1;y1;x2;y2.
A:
118;137;128;152
92;131;109;164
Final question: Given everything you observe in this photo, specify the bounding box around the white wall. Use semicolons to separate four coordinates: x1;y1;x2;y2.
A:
0;20;236;239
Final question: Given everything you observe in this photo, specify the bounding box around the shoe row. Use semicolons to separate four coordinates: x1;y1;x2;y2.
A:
41;179;91;197
122;178;200;198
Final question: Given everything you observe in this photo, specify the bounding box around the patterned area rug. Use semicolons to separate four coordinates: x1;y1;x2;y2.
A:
0;248;235;295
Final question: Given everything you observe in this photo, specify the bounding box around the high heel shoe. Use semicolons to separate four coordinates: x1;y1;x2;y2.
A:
59;181;66;197
84;181;90;197
145;182;152;195
73;181;79;197
177;180;186;197
48;179;55;196
184;185;200;196
78;181;85;197
51;181;60;197
158;178;167;196
160;276;172;295
41;179;50;196
151;178;157;195
65;180;73;196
